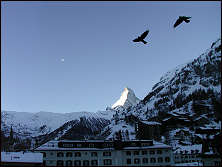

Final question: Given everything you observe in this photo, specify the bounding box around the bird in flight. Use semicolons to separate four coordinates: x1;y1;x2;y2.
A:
133;30;149;44
174;16;191;28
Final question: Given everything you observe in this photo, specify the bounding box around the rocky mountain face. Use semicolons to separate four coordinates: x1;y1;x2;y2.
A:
100;38;221;151
112;87;140;109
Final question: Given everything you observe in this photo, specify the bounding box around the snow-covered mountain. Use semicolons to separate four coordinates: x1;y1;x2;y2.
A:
1;110;114;138
1;87;139;148
100;38;221;150
112;87;140;109
1;38;221;153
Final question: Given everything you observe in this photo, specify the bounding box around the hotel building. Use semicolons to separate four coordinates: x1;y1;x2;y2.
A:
34;139;174;166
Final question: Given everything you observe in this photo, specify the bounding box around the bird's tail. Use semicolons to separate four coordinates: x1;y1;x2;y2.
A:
184;19;190;23
142;40;147;44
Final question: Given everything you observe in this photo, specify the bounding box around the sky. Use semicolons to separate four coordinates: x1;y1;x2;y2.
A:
1;1;221;113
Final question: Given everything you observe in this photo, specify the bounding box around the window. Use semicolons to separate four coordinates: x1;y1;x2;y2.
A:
165;157;170;162
66;160;72;167
91;160;98;166
83;160;89;166
142;150;147;155
134;151;139;155
126;151;131;156
63;143;73;148
76;144;82;148
41;152;46;157
74;160;81;166
150;158;156;163
126;159;131;164
150;150;155;154
57;152;64;157
57;160;64;166
158;157;163;163
50;152;53;156
89;143;94;148
131;142;136;146
66;152;72;157
142;158;148;164
134;158;140;164
104;159;112;165
103;151;111;156
91;152;98;157
157;150;162;154
75;152;81;157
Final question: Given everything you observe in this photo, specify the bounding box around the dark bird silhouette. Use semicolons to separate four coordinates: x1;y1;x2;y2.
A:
174;16;191;28
133;30;149;44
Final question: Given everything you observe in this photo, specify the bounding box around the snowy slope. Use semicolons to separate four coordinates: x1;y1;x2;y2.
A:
1;110;114;138
100;38;221;150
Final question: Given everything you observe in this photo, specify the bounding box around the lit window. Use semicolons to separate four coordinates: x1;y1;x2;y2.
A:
165;157;170;162
103;152;111;156
57;160;64;166
91;152;98;157
75;152;81;157
158;157;163;163
66;152;72;157
74;160;81;166
150;158;156;163
83;160;89;166
57;152;64;157
142;158;148;164
104;159;112;165
134;158;140;164
142;150;147;155
134;151;139;155
126;159;131;164
126;151;131;156
150;150;155;154
157;150;162;154
66;160;72;167
91;160;98;166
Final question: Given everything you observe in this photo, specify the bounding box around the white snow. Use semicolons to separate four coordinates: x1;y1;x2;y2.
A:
174;144;202;154
1;151;43;163
112;87;140;109
174;162;202;166
1;109;115;138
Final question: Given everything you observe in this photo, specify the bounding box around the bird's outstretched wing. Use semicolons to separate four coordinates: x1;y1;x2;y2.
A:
133;38;140;42
140;30;149;39
174;17;183;28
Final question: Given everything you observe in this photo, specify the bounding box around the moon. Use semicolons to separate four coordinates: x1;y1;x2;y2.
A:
61;58;65;62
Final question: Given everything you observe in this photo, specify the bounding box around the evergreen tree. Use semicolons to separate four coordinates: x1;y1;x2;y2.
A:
9;126;14;146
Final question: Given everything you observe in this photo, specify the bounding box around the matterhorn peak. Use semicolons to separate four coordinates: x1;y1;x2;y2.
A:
112;87;140;109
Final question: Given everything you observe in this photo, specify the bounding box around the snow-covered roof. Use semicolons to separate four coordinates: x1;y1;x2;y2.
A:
35;140;171;151
141;121;161;125
1;152;43;163
174;144;202;154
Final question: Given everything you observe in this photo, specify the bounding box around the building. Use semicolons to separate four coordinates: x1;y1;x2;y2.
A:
135;120;161;140
34;139;174;166
174;144;202;165
1;151;43;166
201;153;221;166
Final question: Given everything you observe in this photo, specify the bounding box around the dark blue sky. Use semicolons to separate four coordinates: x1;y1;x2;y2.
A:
1;1;221;113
